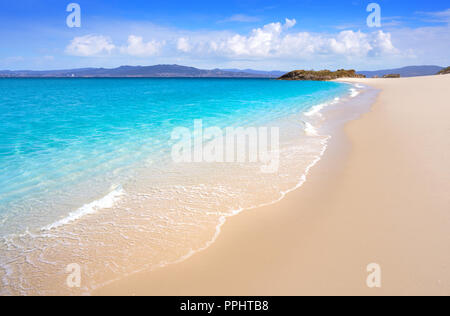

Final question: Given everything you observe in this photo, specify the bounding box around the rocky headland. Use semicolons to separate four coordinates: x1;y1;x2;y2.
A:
278;69;366;81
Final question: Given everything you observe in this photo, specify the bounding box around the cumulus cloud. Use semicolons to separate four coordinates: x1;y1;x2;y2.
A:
369;31;398;56
328;30;397;57
328;31;372;55
284;18;297;29
65;35;115;56
177;37;191;53
120;35;165;57
63;18;403;68
175;19;398;59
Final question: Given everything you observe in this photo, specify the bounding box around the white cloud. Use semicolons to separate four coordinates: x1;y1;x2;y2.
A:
224;21;285;57
176;19;398;59
177;37;191;53
120;35;165;57
369;31;398;56
59;17;448;70
65;35;115;56
284;18;297;29
328;31;372;55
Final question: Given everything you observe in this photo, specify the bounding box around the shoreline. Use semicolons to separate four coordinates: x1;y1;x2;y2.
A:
90;83;369;294
0;80;358;296
96;75;450;296
92;82;371;295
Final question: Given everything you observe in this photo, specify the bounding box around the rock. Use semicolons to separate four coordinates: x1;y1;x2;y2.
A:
278;69;366;81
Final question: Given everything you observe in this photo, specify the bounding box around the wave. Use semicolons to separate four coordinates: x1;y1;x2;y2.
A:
42;186;125;231
304;122;319;136
304;97;340;117
349;85;363;98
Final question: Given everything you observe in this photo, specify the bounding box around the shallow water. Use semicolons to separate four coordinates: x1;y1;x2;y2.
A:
0;78;359;295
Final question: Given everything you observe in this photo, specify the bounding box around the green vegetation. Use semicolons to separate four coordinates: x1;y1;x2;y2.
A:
437;67;450;75
278;69;366;81
383;74;401;78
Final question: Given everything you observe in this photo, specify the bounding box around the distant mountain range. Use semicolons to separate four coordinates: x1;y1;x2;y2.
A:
0;65;280;78
357;66;444;78
221;69;286;77
0;64;447;78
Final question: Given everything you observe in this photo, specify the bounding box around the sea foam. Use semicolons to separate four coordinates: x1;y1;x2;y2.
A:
304;122;319;136
304;97;340;117
42;186;125;231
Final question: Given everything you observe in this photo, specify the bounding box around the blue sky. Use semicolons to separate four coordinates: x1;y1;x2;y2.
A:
0;0;449;70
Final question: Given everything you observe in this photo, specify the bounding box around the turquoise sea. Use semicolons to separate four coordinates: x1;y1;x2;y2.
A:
0;78;357;295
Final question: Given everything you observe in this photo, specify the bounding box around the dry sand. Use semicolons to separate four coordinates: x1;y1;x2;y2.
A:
96;75;450;296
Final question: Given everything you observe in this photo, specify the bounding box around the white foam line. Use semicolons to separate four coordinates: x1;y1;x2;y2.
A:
304;97;341;117
304;121;319;136
89;134;334;296
42;186;125;231
349;83;366;98
189;136;333;266
70;88;369;295
88;95;350;295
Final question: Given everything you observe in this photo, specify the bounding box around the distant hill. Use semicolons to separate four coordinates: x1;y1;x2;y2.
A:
2;64;446;79
222;69;286;77
0;65;277;78
358;66;444;78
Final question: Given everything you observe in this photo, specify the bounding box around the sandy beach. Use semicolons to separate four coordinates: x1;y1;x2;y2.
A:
96;75;450;296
